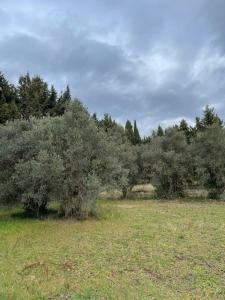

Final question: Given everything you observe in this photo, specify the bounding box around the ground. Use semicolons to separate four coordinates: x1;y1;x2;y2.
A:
0;200;225;300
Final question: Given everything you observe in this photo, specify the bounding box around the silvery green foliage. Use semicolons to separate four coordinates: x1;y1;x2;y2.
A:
14;150;64;217
0;117;64;214
0;101;126;218
193;124;225;199
118;144;138;198
0;119;36;204
101;122;138;198
54;101;126;218
138;144;154;183
144;128;190;198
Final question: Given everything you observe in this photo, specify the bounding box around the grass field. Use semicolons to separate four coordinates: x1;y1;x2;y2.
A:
0;199;225;299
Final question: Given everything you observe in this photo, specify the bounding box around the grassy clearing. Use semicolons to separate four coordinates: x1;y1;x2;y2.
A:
0;200;225;299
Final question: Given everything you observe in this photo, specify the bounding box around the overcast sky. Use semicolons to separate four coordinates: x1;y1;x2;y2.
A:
1;0;225;135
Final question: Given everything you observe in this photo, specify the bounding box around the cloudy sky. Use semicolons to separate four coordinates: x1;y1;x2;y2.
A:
1;0;225;135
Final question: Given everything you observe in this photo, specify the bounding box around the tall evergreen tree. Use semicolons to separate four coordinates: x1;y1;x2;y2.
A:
45;85;57;116
92;113;99;127
18;73;49;118
194;106;223;134
125;120;134;144
202;105;223;127
55;86;71;116
133;120;141;145
151;130;157;138
157;125;164;137
0;72;20;123
179;119;192;144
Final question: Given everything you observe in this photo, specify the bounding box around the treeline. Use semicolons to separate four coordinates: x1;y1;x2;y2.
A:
1;72;225;219
93;105;225;200
0;72;71;123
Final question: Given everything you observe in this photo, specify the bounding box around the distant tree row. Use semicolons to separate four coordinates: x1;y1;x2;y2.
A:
137;106;225;199
0;72;71;124
92;106;225;200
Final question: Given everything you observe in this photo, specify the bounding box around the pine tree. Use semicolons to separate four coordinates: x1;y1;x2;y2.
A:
151;130;157;138
133;120;141;145
194;106;223;134
157;125;164;137
202;105;223;127
125;120;134;144
18;73;49;118
45;85;57;116
92;113;98;124
195;117;204;132
0;72;20;123
179;119;192;143
55;86;71;116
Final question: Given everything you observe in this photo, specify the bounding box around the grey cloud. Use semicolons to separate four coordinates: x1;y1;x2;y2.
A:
1;0;225;135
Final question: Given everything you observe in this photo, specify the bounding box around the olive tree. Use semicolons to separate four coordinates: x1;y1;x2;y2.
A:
14;150;64;217
51;101;125;218
193;124;225;199
118;143;138;198
100;120;138;198
0;117;65;215
0;119;36;205
0;101;127;219
145;128;191;198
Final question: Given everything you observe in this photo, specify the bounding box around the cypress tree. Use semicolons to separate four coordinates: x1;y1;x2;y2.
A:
45;85;57;116
133;120;141;145
55;86;71;116
179;119;192;144
157;125;164;137
125;120;134;144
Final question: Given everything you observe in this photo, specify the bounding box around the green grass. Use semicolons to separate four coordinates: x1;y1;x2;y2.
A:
0;200;225;299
